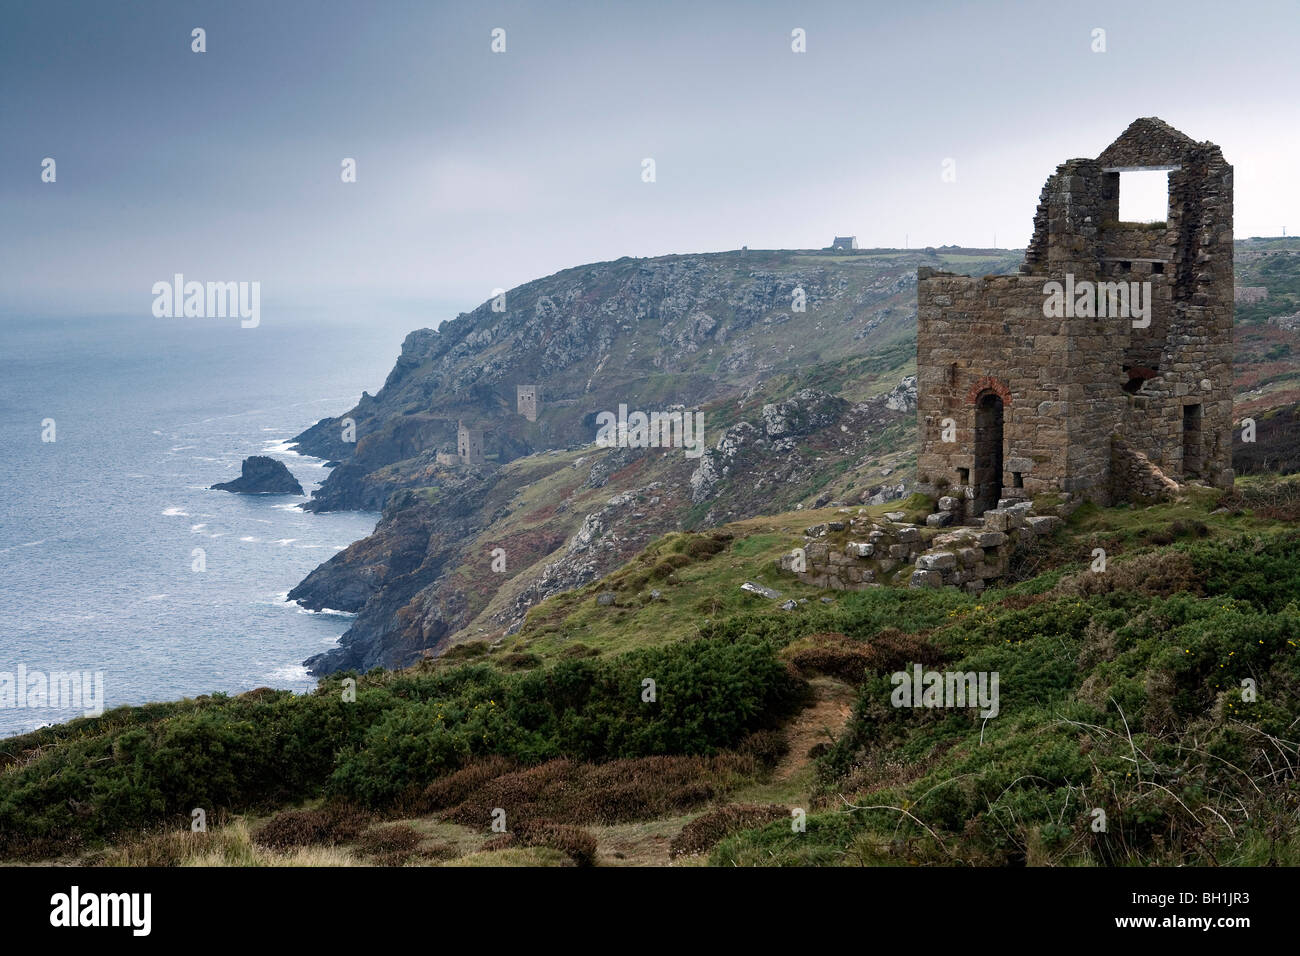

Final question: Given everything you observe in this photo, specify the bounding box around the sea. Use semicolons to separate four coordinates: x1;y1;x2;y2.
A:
0;309;431;738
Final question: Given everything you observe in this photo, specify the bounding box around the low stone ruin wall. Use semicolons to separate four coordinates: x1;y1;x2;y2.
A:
778;501;1069;595
1111;438;1180;502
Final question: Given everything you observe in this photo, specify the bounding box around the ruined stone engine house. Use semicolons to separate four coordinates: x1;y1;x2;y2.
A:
916;118;1234;514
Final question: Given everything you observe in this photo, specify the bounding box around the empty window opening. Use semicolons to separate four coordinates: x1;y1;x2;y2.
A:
1013;471;1024;489
1122;364;1159;395
973;393;1004;516
1118;170;1170;224
1183;403;1203;479
1152;262;1165;274
957;467;970;486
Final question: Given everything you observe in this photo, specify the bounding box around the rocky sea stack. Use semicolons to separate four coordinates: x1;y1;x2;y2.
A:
211;456;304;495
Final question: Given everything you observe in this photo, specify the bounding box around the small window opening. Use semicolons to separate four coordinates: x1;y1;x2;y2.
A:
1122;364;1159;394
1152;262;1165;274
1013;472;1024;489
957;467;970;485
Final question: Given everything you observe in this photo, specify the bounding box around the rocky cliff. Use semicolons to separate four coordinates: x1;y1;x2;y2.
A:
289;247;1019;674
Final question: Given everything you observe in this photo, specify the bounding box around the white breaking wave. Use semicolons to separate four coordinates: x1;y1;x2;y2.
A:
296;604;356;618
0;539;47;554
266;664;313;683
262;439;302;457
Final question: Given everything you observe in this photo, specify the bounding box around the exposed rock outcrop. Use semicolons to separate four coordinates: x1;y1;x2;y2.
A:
211;456;304;495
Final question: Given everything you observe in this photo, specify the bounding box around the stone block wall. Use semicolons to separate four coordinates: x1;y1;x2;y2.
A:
1111;438;1180;502
916;273;1128;506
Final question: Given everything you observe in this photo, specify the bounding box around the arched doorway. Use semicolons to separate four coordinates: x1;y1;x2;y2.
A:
973;392;1004;515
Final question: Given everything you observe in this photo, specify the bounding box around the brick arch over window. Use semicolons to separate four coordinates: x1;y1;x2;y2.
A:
966;376;1013;407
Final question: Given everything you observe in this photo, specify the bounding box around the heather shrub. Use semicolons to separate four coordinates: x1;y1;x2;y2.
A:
513;821;598;866
418;756;517;812
498;652;542;671
670;804;788;858
650;553;692;578
1053;550;1201;598
683;535;726;560
785;633;875;682
733;729;788;770
252;804;368;850
441;754;754;829
354;824;425;865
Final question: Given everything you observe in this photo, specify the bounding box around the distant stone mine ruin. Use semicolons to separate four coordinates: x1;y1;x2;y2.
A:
457;420;485;466
916;117;1234;517
517;384;539;422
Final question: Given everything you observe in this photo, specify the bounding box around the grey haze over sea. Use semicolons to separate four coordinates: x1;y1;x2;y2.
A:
0;310;433;738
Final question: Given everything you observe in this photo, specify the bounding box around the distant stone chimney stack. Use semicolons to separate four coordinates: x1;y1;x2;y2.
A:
457;420;485;465
516;385;539;422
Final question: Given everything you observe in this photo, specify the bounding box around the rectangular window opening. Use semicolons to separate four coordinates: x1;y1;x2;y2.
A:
1183;404;1203;479
1118;169;1171;224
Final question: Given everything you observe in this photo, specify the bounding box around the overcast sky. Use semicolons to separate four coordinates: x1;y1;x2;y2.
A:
3;0;1298;318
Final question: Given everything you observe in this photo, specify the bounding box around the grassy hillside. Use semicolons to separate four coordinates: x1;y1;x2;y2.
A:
4;475;1298;867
